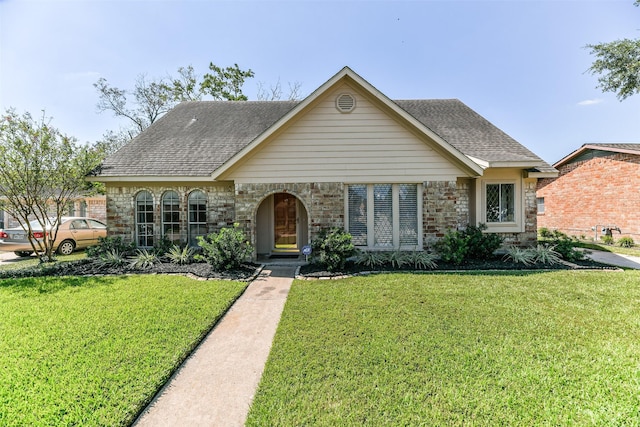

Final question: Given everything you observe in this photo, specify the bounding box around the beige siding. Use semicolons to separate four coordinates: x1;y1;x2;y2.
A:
226;83;468;183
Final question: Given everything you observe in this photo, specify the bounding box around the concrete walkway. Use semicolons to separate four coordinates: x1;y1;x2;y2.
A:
586;249;640;269
133;265;297;427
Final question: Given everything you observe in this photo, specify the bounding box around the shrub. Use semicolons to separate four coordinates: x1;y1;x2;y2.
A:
538;227;553;239
464;224;503;259
355;251;388;269
406;250;438;270
387;251;408;269
196;223;253;271
542;230;585;262
152;235;175;256
435;229;468;265
87;236;136;258
503;246;535;266
129;249;158;270
166;245;196;265
98;249;127;268
601;235;614;245
532;245;562;265
435;224;502;265
310;228;356;272
618;236;635;248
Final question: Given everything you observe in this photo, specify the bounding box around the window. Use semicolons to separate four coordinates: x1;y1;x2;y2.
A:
136;191;154;247
188;190;207;246
486;183;515;223
162;191;181;244
347;184;420;249
67;202;76;216
0;209;4;229
537;197;545;214
79;201;87;217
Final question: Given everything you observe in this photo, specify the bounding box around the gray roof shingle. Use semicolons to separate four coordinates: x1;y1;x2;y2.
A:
96;98;553;177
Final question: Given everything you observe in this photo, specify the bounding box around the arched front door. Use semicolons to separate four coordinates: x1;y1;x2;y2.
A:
256;193;308;257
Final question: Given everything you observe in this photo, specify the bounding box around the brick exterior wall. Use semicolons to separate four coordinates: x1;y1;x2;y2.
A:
423;180;468;247
100;177;539;258
537;153;640;240
105;183;235;245
1;196;106;229
235;182;344;251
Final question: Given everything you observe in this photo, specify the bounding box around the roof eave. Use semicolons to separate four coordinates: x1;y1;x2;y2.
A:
87;175;215;183
554;143;640;168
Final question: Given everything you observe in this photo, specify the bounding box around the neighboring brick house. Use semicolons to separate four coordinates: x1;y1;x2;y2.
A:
537;143;640;241
89;67;556;259
0;196;107;229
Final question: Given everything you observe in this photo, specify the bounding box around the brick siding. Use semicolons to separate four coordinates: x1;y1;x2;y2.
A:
537;153;640;240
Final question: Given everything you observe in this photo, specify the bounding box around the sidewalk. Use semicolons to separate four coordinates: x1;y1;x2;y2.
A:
133;265;297;427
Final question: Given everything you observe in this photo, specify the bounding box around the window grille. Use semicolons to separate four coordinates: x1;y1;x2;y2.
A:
162;191;181;244
188;190;207;246
374;184;393;247
486;183;515;222
136;191;154;247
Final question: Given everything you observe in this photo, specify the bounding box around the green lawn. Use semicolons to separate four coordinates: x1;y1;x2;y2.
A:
0;252;87;272
248;271;640;426
0;274;247;426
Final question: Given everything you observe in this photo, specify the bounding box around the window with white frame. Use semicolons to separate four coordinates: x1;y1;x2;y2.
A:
136;191;154;247
347;184;420;249
536;197;545;214
188;190;207;246
162;191;181;244
486;183;515;223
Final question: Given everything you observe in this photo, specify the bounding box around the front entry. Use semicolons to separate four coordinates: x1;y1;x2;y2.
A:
274;193;297;249
256;192;308;257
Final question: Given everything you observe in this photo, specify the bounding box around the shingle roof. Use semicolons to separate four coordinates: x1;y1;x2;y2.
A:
554;143;640;168
96;98;553;178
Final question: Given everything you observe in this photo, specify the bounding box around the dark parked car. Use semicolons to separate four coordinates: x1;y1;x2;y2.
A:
0;217;107;256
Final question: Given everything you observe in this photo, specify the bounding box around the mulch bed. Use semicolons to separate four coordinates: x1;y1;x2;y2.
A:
0;256;617;282
298;257;618;279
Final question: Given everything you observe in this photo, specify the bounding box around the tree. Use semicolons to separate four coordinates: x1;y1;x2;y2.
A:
586;1;640;100
256;78;303;101
0;109;103;261
94;62;256;139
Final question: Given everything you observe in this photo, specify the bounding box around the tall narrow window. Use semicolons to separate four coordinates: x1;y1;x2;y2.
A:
399;184;418;246
374;184;393;247
0;209;4;229
67;201;76;216
348;185;368;246
162;191;181;244
80;201;87;217
486;183;515;222
536;197;545;214
136;191;154;247
188;190;207;246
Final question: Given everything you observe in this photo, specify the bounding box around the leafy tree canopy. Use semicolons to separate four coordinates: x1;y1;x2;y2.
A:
586;1;640;100
0;109;103;261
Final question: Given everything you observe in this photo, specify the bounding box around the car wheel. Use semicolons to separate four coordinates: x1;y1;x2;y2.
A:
57;240;75;256
14;251;33;257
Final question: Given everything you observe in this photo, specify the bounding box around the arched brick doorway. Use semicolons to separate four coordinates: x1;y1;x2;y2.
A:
256;192;308;258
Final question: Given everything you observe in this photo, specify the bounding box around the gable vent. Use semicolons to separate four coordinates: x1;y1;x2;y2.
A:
336;93;356;113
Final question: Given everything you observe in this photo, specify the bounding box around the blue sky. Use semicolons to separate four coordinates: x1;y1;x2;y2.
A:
1;0;639;164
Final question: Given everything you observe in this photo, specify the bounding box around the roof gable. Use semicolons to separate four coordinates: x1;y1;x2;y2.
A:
212;67;484;179
554;143;640;168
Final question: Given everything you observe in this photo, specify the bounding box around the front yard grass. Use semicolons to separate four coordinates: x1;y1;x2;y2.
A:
248;271;640;426
0;274;247;426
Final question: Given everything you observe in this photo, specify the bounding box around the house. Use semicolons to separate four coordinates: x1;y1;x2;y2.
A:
537;143;640;241
89;67;556;259
0;196;106;229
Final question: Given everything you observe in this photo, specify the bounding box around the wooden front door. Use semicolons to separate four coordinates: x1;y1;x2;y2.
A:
274;193;297;249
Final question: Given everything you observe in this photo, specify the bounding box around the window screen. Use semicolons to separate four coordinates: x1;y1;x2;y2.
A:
348;185;368;246
399;184;418;245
